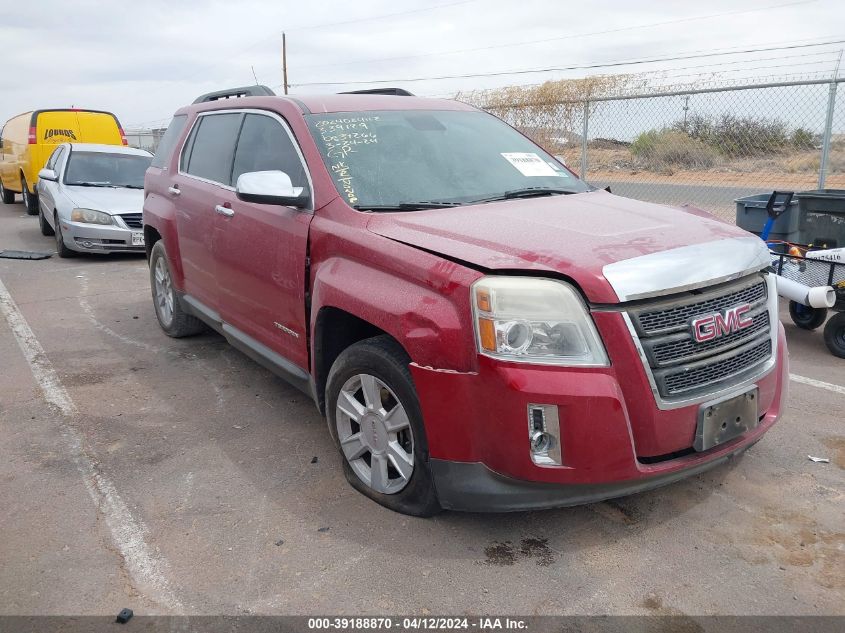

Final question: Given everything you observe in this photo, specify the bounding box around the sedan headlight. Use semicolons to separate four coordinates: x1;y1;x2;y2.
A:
472;277;609;366
71;208;114;225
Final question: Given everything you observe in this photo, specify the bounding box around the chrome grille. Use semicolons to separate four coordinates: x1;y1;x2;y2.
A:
626;274;774;400
120;213;143;229
660;339;772;395
635;281;766;335
646;309;770;367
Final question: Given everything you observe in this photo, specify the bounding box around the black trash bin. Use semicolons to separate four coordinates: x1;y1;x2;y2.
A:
735;192;800;241
796;189;845;248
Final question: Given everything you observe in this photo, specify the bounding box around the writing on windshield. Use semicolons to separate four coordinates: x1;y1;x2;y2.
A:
307;110;587;210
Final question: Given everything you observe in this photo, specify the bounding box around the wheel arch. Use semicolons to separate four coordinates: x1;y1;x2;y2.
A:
312;306;408;415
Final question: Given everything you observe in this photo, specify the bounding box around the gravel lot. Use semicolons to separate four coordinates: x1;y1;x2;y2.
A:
0;199;842;616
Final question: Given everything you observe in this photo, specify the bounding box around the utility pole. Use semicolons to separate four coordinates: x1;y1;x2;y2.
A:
282;32;289;95
682;95;690;130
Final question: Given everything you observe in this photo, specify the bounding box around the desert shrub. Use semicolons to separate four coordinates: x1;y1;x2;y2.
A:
673;114;790;156
783;154;820;173
790;127;819;149
630;129;717;170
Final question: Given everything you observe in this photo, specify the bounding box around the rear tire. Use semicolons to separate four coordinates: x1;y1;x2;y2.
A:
54;212;75;258
149;240;205;337
0;181;14;204
823;312;845;358
326;335;441;517
21;177;38;215
789;301;827;330
39;206;54;236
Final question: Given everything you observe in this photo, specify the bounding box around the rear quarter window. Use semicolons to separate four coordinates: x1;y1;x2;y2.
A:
150;115;187;169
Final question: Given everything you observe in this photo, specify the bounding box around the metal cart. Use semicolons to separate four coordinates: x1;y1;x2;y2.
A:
770;244;845;357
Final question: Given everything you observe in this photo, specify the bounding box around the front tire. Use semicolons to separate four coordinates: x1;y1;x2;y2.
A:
789;301;827;330
54;212;75;258
0;181;14;204
149;240;204;337
21;177;38;215
326;335;441;517
823;312;845;358
39;206;54;236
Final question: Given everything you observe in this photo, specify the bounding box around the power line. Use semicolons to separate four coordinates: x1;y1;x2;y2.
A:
291;0;817;71
420;50;841;94
290;38;845;87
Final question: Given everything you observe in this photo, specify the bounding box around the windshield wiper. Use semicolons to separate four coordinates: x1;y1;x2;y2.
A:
471;187;578;203
354;201;463;212
67;182;118;188
124;185;144;189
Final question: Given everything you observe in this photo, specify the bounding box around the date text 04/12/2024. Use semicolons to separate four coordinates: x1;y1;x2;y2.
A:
307;617;528;630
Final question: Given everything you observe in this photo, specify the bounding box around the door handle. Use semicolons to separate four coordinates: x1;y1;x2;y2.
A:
168;185;180;195
215;204;234;217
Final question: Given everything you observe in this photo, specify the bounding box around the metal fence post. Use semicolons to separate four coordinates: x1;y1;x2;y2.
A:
580;100;589;179
818;80;838;189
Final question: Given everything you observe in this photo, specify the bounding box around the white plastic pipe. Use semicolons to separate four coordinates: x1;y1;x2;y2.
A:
804;247;845;263
775;275;835;308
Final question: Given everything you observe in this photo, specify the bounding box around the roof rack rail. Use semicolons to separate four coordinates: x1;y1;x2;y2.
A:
193;85;276;104
339;88;414;96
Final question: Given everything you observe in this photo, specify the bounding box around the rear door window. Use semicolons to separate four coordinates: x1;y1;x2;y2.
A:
183;113;243;186
150;115;187;169
231;113;307;188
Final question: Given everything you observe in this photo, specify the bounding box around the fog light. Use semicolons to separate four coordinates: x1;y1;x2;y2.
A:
530;430;552;452
527;404;562;466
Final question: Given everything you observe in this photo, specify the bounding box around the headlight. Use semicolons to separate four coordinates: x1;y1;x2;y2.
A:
71;208;113;225
472;277;609;366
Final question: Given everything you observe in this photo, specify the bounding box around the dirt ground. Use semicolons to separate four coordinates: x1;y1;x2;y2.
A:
556;147;845;189
0;200;843;617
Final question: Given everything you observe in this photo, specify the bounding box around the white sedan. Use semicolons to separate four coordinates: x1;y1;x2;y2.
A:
36;143;152;257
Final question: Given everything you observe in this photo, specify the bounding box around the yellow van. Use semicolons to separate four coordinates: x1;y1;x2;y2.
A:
0;109;127;214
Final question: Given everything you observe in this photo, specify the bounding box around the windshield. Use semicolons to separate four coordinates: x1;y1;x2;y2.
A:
306;110;589;210
64;152;152;188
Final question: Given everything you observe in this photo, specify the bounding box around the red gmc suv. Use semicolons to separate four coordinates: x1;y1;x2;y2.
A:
143;86;789;516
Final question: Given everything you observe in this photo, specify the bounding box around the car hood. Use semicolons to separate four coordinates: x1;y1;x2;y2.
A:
65;186;144;214
366;190;769;303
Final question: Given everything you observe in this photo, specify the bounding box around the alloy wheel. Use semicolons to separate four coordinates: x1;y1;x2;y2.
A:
335;373;415;494
153;257;175;327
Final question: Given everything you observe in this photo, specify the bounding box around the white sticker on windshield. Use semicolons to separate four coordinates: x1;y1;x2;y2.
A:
501;152;561;177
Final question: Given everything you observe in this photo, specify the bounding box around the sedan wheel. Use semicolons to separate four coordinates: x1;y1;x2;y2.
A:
54;213;75;258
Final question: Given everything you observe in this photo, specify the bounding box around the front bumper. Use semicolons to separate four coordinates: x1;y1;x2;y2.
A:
431;439;758;512
411;322;788;512
60;220;144;254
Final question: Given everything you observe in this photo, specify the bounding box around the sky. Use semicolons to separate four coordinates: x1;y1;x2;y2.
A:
0;0;842;130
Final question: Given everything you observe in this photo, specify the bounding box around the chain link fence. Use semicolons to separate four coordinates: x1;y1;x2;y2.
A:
474;78;844;223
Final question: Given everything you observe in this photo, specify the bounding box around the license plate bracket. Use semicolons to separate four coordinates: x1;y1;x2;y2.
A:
695;387;759;452
131;231;144;246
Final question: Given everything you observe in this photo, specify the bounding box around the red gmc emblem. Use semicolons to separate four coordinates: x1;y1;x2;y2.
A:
691;305;753;343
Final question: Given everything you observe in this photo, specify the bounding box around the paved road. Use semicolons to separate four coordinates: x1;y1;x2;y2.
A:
0;199;843;616
589;179;766;221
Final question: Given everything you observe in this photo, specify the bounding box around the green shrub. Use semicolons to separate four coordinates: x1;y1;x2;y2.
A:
630;129;717;170
790;127;818;149
673;114;790;156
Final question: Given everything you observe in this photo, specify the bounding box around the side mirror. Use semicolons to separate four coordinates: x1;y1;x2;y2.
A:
235;170;309;208
38;168;58;181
